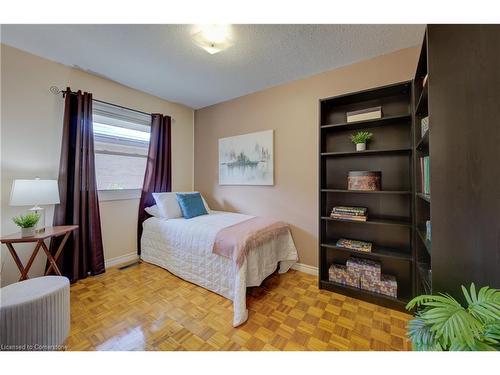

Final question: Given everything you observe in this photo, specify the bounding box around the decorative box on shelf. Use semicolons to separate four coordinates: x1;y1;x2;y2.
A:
346;257;381;281
328;256;399;298
348;171;381;191
329;264;359;287
360;274;398;298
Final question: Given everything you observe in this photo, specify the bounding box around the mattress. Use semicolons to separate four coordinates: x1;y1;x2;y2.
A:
140;211;298;326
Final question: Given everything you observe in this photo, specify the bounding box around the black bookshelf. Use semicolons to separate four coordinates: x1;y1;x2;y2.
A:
411;26;500;297
413;30;432;296
320;26;500;309
319;81;415;311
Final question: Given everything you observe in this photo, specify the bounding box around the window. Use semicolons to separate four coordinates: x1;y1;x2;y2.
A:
93;101;151;192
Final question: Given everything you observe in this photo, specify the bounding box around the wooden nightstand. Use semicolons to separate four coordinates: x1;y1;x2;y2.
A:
1;225;78;281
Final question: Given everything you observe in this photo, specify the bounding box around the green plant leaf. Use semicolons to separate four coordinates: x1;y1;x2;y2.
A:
467;340;499;351
408;283;500;351
349;131;373;144
413;298;477;347
462;284;474;306
464;284;500;323
470;282;477;303
407;315;443;351
407;293;462;310
448;339;497;351
483;322;500;342
448;309;481;347
12;212;41;228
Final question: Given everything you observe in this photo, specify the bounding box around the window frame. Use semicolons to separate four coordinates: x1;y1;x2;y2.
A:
98;189;143;202
92;100;151;201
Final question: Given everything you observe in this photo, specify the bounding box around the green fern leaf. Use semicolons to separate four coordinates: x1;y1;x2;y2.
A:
465;285;500;323
419;300;482;347
407;283;500;351
407;315;443;351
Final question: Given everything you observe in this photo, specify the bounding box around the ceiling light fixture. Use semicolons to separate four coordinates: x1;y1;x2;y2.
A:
192;24;234;55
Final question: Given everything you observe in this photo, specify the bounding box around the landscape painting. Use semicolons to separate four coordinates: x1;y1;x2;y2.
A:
219;130;274;185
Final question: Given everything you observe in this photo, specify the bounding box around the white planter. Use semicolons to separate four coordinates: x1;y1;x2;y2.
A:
21;227;35;237
356;143;366;151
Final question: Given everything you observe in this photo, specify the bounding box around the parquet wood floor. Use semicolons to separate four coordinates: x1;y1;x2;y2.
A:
66;262;412;351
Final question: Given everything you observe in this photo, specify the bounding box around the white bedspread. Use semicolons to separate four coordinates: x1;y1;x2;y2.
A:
140;211;298;326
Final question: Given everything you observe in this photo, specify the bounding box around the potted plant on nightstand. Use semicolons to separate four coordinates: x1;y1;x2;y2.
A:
406;283;500;351
350;131;373;151
12;212;40;237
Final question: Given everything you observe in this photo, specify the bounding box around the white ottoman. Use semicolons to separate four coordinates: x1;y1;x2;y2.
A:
0;276;70;351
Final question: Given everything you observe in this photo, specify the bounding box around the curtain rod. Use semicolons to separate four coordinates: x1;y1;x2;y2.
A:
49;86;152;117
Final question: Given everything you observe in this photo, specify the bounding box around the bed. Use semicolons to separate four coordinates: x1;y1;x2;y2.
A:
140;210;298;326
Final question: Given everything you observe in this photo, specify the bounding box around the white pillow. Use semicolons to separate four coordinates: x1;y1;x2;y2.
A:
152;192;210;219
144;204;162;218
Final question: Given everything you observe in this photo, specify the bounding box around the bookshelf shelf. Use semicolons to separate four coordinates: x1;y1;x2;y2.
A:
417;192;431;203
321;148;411;157
321;216;411;227
319;81;414;311
321;114;411;131
321;189;411;195
319;280;409;309
321;241;412;261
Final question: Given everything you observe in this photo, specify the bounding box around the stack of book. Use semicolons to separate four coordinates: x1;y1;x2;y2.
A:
336;238;372;253
419;156;430;195
330;206;367;222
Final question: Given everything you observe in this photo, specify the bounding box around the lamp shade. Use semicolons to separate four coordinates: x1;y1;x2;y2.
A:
9;179;60;206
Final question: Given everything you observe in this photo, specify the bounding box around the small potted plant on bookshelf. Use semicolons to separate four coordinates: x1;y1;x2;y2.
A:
406;283;500;351
12;212;40;237
350;131;373;151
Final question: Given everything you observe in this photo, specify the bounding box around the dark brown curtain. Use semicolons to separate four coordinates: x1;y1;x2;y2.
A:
137;114;172;254
50;88;105;282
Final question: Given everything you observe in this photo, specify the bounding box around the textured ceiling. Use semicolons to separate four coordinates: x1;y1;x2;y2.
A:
1;24;425;109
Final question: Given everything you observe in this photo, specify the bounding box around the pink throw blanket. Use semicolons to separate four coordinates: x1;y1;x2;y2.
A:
213;217;290;267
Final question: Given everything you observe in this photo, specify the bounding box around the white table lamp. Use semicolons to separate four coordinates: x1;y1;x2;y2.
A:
9;178;60;232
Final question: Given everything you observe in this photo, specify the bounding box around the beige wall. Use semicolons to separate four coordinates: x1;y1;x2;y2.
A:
0;44;194;286
194;46;420;268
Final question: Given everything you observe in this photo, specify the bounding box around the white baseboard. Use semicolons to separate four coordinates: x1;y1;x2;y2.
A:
291;262;318;276
105;252;139;269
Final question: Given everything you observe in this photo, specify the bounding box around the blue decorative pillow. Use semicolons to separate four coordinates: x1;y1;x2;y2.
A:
176;192;208;219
